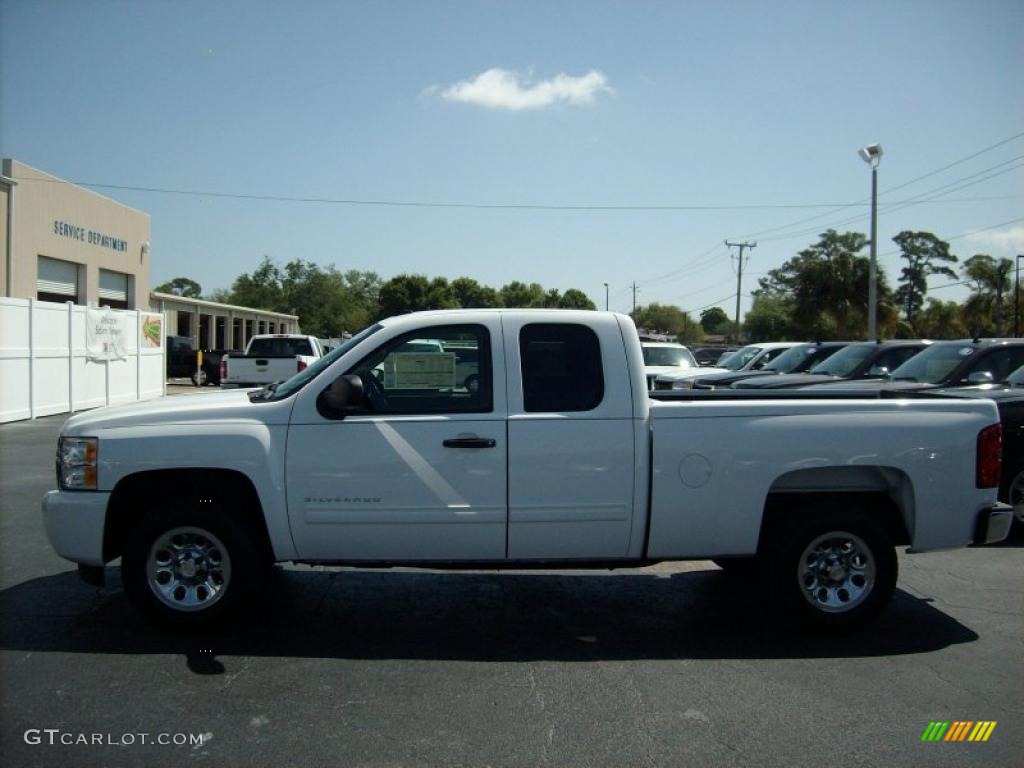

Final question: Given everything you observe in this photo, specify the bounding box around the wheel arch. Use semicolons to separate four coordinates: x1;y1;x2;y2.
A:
104;468;273;563
760;466;914;549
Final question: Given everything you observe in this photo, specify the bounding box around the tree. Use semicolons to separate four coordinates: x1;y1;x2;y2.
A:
451;277;501;308
699;306;731;334
961;254;1013;335
743;294;795;341
914;299;968;339
755;229;895;339
229;256;285;312
500;281;548;308
154;277;202;298
377;274;458;319
558;289;597;310
631;303;705;343
892;231;957;327
205;288;232;304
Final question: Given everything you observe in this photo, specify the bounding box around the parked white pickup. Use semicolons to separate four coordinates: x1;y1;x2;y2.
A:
219;333;323;389
43;310;1012;631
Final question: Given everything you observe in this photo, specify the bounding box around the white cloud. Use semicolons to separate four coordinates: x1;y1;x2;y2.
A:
433;68;611;111
963;225;1024;256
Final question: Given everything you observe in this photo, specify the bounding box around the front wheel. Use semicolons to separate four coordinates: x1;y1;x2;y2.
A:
122;503;268;628
765;509;897;632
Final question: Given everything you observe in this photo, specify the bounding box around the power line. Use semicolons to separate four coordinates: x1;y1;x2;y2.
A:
732;130;1024;241
11;174;1023;213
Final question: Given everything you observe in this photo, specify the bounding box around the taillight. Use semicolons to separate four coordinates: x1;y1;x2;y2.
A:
220;360;227;380
297;360;308;373
976;423;1002;488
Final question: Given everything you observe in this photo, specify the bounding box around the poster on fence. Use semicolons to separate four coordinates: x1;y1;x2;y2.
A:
86;308;130;361
140;314;163;348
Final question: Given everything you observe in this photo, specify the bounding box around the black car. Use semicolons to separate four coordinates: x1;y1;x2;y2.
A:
165;335;196;379
733;340;930;389
801;339;1024;394
927;366;1024;530
691;341;849;389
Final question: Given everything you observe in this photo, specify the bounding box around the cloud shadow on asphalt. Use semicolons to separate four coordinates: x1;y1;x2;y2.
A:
0;565;980;670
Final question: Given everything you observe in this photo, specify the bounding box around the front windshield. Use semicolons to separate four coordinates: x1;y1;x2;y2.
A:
266;323;382;400
724;346;762;371
643;346;696;367
889;343;975;384
763;344;815;372
809;344;873;377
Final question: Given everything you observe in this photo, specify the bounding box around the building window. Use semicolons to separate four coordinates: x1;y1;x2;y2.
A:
37;256;81;304
98;268;130;310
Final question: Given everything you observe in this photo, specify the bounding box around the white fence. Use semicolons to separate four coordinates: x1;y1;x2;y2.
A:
0;297;166;424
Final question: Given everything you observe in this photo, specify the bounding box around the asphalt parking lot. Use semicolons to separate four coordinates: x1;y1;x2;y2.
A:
0;406;1021;767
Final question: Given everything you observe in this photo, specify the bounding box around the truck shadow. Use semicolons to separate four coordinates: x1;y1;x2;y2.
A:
0;566;978;671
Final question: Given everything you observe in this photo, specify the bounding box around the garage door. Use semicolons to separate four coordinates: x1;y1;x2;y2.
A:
37;256;79;300
98;269;129;304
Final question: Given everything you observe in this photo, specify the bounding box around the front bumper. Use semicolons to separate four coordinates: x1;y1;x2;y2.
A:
41;490;110;566
972;502;1014;546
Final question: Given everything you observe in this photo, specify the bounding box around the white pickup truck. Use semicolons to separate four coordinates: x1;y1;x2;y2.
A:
219;333;323;389
43;310;1012;631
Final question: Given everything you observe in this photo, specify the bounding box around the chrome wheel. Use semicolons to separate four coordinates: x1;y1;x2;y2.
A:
797;531;875;613
1009;471;1024;523
146;527;232;612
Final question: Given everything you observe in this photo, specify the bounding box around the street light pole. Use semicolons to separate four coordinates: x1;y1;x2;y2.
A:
603;282;609;311
1015;255;1023;337
859;143;883;340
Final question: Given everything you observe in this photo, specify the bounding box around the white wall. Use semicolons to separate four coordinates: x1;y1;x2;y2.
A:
0;297;166;423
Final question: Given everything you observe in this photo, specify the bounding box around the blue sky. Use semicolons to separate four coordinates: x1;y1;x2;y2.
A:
2;0;1022;317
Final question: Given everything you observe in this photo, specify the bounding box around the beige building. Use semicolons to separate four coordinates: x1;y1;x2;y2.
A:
1;159;299;350
2;159;151;309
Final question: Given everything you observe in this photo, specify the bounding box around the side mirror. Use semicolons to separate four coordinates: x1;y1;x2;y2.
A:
317;374;365;419
868;365;889;377
967;371;995;385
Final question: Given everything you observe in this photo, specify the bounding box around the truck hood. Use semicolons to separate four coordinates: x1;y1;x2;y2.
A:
61;390;290;435
655;366;731;382
799;379;932;393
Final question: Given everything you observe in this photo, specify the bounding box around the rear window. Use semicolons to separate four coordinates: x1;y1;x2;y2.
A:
248;338;314;356
520;323;604;412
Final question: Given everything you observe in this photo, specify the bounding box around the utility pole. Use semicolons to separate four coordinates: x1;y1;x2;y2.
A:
631;281;639;314
1016;255;1023;337
725;240;756;343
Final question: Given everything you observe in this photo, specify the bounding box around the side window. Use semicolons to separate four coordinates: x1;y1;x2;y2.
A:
967;348;1024;382
878;347;919;371
755;348;787;369
520;323;604;413
346;325;492;414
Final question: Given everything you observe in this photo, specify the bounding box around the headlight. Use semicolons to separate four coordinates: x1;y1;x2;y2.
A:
57;437;98;490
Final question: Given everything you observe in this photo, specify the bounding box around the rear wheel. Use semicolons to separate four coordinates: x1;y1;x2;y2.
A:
122;500;268;628
191;369;208;386
764;508;897;632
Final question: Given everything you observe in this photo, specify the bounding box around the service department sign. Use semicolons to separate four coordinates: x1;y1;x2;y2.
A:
54;220;128;252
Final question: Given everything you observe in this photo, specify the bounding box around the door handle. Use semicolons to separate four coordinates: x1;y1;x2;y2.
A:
443;436;496;449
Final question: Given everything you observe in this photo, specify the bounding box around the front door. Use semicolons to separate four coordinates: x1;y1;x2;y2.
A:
286;321;507;561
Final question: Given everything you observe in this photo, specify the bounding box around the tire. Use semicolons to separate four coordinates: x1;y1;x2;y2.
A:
191;369;208;387
763;507;897;633
121;499;269;629
1006;468;1024;527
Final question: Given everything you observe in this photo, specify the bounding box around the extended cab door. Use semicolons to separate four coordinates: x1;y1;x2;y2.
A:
285;319;508;561
503;316;637;559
